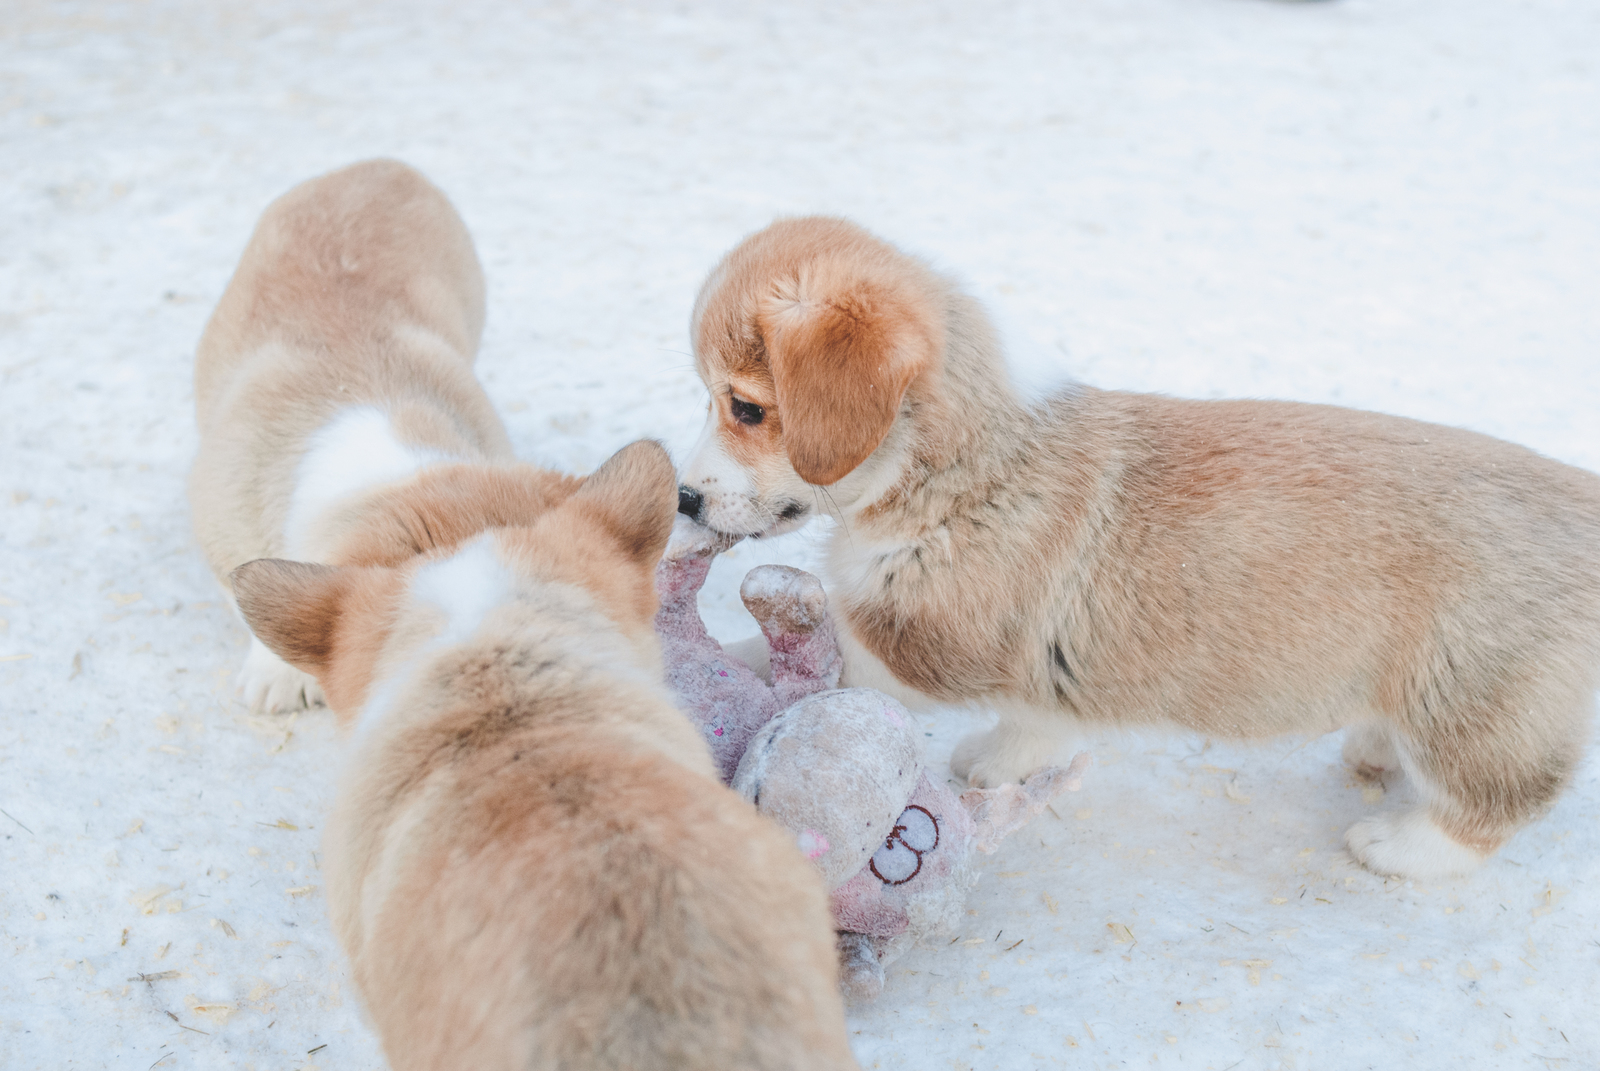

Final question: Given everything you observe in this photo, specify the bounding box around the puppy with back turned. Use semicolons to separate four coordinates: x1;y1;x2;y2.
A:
192;162;857;1070
675;216;1600;880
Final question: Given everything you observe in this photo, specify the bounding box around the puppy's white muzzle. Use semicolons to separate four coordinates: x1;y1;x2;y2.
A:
676;411;812;539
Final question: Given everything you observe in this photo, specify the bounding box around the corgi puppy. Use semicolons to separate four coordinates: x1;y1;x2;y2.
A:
196;165;858;1069
191;158;574;714
675;215;1600;880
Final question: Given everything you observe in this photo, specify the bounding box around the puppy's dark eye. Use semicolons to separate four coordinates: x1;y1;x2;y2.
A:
730;397;765;426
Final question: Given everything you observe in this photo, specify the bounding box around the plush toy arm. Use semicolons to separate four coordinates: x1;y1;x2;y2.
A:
654;516;744;639
654;517;783;782
960;751;1092;854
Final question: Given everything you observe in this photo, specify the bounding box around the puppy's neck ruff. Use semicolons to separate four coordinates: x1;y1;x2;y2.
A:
409;534;513;649
354;534;660;741
844;290;1052;540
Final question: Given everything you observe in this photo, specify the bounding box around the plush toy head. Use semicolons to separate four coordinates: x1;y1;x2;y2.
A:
654;519;1089;1001
731;688;1089;1001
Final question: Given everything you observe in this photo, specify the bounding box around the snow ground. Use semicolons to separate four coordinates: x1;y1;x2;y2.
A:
2;0;1598;1067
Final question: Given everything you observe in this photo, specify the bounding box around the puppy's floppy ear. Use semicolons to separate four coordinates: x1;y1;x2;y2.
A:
761;277;941;486
231;559;353;675
572;440;679;565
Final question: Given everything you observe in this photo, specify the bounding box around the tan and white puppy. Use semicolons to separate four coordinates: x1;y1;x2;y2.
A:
191;158;578;713
234;449;856;1071
195;165;858;1069
676;216;1600;880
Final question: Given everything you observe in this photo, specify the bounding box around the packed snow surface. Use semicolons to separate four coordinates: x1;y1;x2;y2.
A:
2;1;1597;1068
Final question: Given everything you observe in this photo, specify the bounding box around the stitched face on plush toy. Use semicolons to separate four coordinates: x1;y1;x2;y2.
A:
869;804;940;885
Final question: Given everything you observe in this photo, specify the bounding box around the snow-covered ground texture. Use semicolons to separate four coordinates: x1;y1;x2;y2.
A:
3;0;1598;1068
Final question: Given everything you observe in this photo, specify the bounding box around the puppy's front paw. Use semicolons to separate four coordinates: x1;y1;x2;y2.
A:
951;727;1048;789
1345;809;1487;880
239;638;324;715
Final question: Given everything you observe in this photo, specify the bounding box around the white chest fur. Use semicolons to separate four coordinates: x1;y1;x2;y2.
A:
283;406;452;559
822;533;947;712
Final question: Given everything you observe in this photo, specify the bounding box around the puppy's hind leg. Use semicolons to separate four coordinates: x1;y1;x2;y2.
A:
1345;670;1591;880
1344;804;1490;880
239;636;325;715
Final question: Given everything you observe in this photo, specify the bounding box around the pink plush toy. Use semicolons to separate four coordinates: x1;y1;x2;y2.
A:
654;519;1091;1001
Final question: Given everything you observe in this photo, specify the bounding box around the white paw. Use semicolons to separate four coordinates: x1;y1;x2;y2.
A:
1342;722;1401;783
722;634;773;684
1344;809;1487;879
950;726;1051;789
239;637;324;715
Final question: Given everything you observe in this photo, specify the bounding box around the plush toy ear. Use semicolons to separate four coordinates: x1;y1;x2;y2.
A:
571;440;679;565
761;279;940;486
231;559;353;675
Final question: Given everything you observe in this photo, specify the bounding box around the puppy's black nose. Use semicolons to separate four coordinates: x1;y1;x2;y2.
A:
677;485;704;520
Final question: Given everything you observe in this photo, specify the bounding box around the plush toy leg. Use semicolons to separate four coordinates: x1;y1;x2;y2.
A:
740;565;843;702
836;931;885;1003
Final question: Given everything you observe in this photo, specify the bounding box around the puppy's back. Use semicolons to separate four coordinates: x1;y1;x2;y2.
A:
190;160;513;585
352;723;857;1071
1099;393;1600;653
195;159;486;416
1035;391;1600;734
